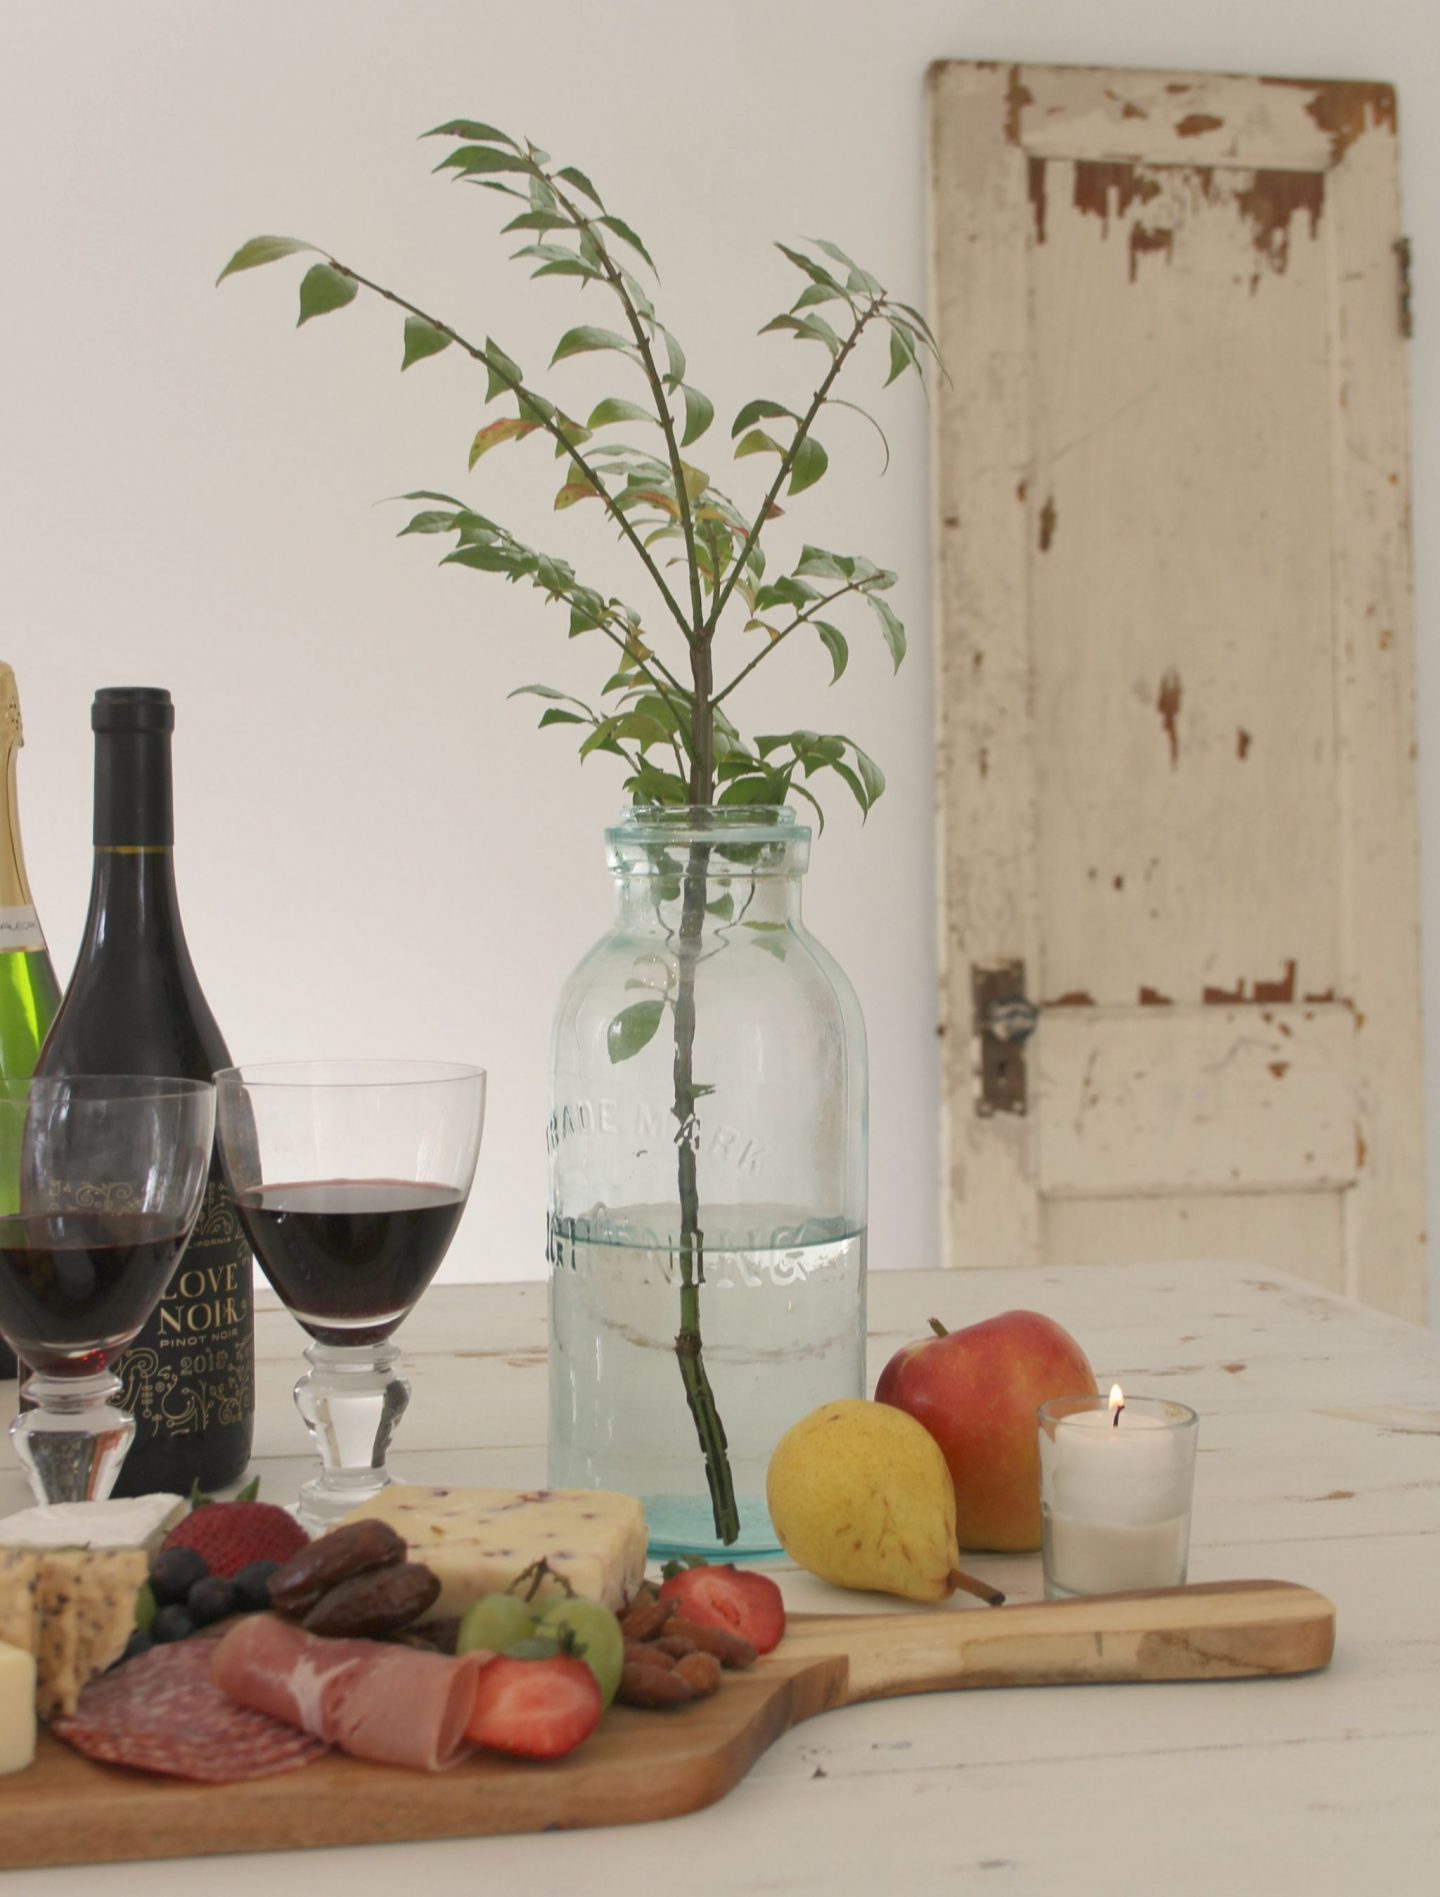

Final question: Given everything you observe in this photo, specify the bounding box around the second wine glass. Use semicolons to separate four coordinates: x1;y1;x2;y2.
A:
215;1059;485;1528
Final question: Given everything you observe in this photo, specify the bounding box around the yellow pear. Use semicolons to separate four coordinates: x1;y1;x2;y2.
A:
766;1398;963;1602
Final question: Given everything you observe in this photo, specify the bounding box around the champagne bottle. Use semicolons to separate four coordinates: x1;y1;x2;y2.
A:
0;665;63;1381
36;687;254;1491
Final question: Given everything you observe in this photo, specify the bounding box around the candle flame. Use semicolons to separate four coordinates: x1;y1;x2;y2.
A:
1109;1382;1125;1427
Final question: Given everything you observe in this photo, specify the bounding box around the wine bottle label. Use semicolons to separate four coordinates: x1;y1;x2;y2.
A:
117;1173;255;1438
0;907;44;952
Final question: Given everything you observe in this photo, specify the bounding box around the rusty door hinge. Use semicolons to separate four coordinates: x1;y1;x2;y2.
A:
1396;236;1413;338
973;961;1038;1117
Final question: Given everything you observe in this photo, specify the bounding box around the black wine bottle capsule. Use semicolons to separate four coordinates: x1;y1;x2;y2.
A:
36;686;254;1492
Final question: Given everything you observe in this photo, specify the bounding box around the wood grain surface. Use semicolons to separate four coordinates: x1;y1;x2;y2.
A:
0;1580;1332;1870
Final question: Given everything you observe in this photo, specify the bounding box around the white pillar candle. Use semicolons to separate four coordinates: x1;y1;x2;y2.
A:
1038;1389;1199;1598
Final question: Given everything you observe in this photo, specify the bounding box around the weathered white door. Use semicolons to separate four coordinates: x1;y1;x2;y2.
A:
929;62;1425;1319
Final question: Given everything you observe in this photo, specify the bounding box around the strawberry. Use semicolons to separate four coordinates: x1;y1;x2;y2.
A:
465;1655;602;1760
656;1563;786;1655
160;1486;309;1580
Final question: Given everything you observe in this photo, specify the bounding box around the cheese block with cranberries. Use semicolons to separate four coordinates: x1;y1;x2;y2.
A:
333;1486;647;1616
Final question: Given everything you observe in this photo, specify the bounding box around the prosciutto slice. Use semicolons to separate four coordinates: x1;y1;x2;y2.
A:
212;1614;487;1772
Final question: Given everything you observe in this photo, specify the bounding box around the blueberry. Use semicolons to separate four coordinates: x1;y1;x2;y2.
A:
186;1575;238;1627
151;1603;195;1644
149;1547;209;1605
117;1629;153;1666
232;1560;279;1613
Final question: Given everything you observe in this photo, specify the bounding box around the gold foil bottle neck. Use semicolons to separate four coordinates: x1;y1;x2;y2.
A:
0;665;20;752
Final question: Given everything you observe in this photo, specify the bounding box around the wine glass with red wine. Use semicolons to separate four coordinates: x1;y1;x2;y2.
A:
0;1075;216;1504
214;1059;485;1528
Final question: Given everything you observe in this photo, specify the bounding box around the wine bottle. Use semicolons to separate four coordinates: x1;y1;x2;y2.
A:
0;664;63;1381
36;686;254;1492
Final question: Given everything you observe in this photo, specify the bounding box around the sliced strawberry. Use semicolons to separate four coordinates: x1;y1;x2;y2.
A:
656;1564;786;1655
465;1655;602;1760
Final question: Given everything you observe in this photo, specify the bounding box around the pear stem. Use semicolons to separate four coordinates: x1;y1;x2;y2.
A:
948;1566;1006;1607
928;1317;949;1338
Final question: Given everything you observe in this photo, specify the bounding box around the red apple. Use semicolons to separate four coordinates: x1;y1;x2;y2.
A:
874;1311;1097;1551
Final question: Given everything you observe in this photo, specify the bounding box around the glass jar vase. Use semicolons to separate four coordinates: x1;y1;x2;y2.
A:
547;806;867;1557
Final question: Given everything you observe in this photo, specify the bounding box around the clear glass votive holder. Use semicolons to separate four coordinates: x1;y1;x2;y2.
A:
1038;1394;1199;1599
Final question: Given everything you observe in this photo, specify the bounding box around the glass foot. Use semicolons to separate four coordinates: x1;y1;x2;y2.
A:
292;1339;410;1530
10;1368;135;1504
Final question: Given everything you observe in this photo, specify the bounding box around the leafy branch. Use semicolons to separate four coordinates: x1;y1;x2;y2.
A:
219;116;939;1547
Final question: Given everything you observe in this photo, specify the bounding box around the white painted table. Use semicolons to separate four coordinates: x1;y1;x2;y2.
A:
5;1262;1438;1895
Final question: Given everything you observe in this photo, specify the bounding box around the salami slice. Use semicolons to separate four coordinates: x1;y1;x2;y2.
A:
51;1640;328;1782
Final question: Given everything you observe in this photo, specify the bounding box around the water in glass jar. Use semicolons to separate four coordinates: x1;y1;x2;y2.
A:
548;1203;866;1557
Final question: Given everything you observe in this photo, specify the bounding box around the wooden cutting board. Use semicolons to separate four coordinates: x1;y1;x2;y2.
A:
0;1579;1333;1870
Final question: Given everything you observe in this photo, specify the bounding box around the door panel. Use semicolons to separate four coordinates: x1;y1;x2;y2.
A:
929;63;1424;1318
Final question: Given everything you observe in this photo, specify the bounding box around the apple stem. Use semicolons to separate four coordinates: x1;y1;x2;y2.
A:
927;1317;949;1338
948;1567;1006;1607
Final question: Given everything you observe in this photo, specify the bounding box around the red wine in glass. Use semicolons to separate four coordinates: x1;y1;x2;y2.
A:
233;1180;466;1346
0;1211;194;1377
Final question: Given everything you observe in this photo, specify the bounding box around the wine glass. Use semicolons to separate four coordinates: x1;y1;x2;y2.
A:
214;1059;485;1529
0;1075;215;1504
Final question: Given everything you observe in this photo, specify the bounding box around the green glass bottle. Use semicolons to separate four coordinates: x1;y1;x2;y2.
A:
0;665;62;1382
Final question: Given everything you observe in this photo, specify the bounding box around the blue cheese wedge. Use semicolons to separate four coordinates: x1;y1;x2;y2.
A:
336;1487;647;1617
0;1548;148;1719
0;1495;185;1558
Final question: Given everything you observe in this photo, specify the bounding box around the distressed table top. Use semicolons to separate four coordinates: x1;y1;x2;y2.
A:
6;1261;1438;1895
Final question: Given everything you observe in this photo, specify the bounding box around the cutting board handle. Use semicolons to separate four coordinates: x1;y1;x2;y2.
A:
793;1579;1336;1707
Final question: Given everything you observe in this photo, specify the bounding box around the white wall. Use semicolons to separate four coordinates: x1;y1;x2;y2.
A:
2;1;1436;1315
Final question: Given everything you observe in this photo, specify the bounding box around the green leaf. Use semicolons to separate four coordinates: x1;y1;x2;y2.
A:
795;545;850;581
508;683;594;710
731;398;796;438
846;739;886;806
886;320;921;387
680;384;714;448
468;418;541;467
501;210;570;234
662;329;686;389
538;707;588;729
216;234;313;285
756;576;819;611
401;316;452;370
551;325;634;365
483;339;523;402
706;892;735;921
829;759;871;815
397;509;459;536
735;428;784;459
600;215;657;273
792;282;846;311
815;620;849;683
587;396;654;429
557;165;605;208
787;436;829;496
775;242;843;292
742;918;790;961
607;998;664;1063
810;238;860;272
424;119;520;147
867;593;907;670
297;263;358;325
436;145;533;178
554;478;603;509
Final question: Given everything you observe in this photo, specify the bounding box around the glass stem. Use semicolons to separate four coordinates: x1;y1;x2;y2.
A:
9;1366;135;1504
292;1339;410;1530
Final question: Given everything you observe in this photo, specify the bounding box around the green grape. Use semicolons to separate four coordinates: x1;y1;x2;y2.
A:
133;1582;156;1633
537;1597;625;1708
456;1593;538;1656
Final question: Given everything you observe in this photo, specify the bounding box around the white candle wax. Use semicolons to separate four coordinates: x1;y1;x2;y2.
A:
1039;1397;1198;1596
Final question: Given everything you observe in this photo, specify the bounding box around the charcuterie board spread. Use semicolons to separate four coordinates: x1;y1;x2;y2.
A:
0;1517;1335;1874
